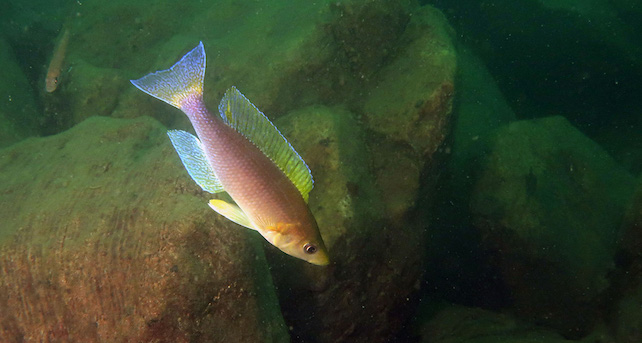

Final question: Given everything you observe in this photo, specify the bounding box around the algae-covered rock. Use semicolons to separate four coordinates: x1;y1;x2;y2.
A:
0;35;40;147
278;106;383;250
363;5;455;154
44;59;128;133
66;60;128;124
448;44;516;174
470;116;636;336
0;116;289;342
363;4;455;224
432;43;517;211
265;104;426;342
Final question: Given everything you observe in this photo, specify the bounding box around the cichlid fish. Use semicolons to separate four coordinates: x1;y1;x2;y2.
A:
131;42;329;265
45;28;70;93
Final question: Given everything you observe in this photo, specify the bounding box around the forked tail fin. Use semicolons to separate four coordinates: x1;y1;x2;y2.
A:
130;41;206;109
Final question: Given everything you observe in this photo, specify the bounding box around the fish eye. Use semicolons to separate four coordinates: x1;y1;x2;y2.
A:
303;243;317;254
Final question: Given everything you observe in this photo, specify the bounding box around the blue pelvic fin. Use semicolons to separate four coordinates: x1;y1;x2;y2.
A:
130;42;206;109
218;87;314;202
167;130;224;194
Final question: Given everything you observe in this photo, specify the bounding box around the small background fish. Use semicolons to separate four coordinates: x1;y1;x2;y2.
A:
45;28;69;93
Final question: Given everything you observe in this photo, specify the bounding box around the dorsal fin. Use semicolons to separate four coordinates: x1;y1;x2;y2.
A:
218;87;314;201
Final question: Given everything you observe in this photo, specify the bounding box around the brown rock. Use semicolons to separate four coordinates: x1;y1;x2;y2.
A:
0;116;288;342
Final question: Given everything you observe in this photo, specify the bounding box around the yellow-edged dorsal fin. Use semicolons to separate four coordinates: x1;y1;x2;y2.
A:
217;87;314;202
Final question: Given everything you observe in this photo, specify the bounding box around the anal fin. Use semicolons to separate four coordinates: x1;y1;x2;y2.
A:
208;199;255;230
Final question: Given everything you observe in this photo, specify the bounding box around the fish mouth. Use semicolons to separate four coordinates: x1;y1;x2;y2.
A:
309;253;330;266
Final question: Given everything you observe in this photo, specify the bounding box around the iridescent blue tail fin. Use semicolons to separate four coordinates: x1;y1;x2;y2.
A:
130;42;206;109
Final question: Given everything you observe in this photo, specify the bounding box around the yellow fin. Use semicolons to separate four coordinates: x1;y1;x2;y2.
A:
208;199;255;230
218;87;314;202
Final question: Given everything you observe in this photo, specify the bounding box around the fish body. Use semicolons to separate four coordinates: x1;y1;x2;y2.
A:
131;42;329;265
45;28;70;93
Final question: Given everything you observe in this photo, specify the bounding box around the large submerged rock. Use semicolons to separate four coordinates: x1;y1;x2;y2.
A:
470;116;636;336
0;116;289;342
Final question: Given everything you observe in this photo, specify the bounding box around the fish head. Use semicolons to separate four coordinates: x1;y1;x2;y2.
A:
45;76;59;92
264;222;330;266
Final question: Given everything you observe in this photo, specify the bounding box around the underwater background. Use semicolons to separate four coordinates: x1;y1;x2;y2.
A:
1;0;641;342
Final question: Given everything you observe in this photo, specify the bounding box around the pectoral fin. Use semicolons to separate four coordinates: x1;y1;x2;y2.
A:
208;199;255;230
